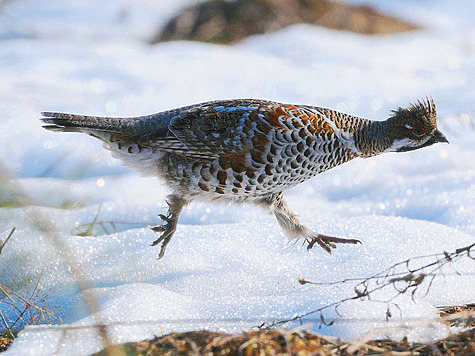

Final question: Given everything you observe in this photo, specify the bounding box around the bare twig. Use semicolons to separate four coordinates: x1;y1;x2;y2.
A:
266;243;474;329
72;220;158;236
75;203;102;236
0;227;15;254
0;309;14;339
0;279;60;339
346;310;474;354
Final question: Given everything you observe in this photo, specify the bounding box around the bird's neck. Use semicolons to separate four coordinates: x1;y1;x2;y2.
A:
354;119;393;158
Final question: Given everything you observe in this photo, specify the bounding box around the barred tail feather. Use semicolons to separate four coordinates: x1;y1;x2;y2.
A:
40;112;129;133
41;112;138;154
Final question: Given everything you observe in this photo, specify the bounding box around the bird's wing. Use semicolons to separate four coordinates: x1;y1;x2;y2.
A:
139;99;283;162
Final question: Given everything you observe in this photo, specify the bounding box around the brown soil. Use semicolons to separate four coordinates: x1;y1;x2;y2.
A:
151;0;419;45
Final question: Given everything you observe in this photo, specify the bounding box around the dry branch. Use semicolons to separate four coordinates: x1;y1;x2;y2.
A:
269;243;474;328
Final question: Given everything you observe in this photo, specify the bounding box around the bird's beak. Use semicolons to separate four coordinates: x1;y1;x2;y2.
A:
430;129;449;144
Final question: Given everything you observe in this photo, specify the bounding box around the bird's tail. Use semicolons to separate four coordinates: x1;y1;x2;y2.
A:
41;109;181;171
40;112;139;134
40;112;166;174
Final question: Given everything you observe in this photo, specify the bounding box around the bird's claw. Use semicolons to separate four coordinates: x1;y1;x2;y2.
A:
150;214;170;236
158;214;170;222
150;226;174;259
150;224;166;233
306;235;334;253
150;213;178;259
306;234;361;254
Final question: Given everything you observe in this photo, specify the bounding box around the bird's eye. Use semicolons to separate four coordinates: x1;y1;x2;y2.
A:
411;125;425;136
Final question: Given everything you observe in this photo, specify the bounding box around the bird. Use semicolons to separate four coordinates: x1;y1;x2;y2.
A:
41;98;448;259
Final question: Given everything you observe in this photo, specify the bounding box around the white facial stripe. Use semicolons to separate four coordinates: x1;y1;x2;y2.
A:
386;138;416;152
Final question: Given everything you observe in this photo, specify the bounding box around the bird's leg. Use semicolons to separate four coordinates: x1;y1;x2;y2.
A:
150;194;187;259
263;192;361;253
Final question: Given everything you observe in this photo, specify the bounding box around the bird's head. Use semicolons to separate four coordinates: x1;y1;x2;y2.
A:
385;98;448;152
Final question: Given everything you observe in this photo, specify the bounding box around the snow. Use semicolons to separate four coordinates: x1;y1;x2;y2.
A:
0;0;474;354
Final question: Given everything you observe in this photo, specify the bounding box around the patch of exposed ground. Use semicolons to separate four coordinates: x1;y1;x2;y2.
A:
1;305;473;354
95;328;474;355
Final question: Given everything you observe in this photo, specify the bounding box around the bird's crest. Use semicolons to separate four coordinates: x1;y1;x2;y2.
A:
391;97;437;129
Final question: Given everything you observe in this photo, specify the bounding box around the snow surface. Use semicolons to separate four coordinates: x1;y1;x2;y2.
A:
0;0;474;354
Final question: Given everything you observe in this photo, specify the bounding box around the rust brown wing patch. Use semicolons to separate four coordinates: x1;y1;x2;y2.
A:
264;105;298;129
219;150;249;173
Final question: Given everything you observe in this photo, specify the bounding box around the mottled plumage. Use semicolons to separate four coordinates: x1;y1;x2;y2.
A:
41;98;448;258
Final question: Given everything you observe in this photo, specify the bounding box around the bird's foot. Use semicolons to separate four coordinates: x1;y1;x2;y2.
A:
306;233;361;254
150;214;177;259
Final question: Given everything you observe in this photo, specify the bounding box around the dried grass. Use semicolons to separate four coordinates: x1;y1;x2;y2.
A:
92;312;474;356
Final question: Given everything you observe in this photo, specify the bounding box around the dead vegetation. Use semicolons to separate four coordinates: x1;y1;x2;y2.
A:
0;336;12;353
269;243;475;330
0;170;109;353
2;318;473;354
0;228;61;349
152;0;419;45
93;316;474;355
